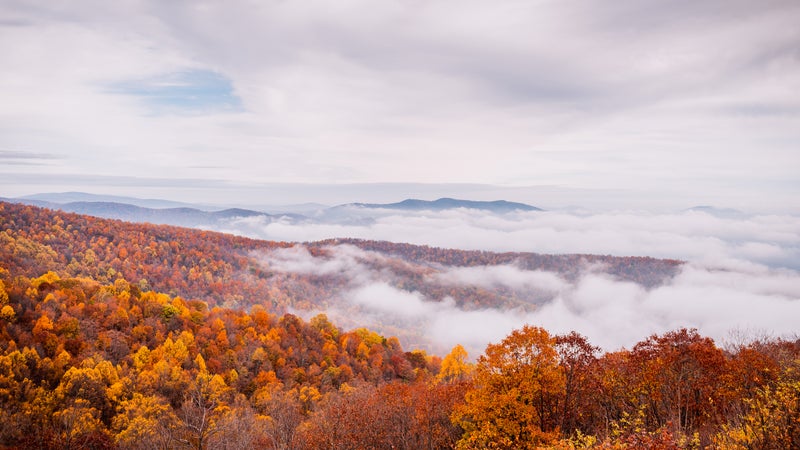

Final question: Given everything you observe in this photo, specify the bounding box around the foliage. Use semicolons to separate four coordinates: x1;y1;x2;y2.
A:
0;201;796;449
713;363;800;449
0;265;448;448
455;326;564;448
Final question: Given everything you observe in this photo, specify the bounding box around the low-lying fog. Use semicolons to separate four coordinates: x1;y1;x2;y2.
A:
217;207;800;356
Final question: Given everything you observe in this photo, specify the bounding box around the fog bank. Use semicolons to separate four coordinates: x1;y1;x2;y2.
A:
255;230;800;356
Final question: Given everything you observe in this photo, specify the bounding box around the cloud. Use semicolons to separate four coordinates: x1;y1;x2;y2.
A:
533;264;800;351
0;150;61;166
0;150;59;160
265;245;354;276
242;206;800;354
435;265;568;295
256;242;553;354
253;216;800;357
350;283;432;317
261;244;386;286
1;1;799;209
226;208;800;270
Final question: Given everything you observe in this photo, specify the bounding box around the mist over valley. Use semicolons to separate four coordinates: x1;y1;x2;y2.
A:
4;195;797;357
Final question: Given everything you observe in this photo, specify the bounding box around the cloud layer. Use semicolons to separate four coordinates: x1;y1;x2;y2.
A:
249;208;800;356
226;208;800;270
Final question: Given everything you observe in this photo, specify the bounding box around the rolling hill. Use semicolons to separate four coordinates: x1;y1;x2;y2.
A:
0;201;679;308
0;200;681;350
349;197;542;212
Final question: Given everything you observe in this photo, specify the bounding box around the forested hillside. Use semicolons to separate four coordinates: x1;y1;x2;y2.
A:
0;201;684;354
0;268;797;449
0;201;680;313
310;238;681;288
0;268;464;449
1;201;798;449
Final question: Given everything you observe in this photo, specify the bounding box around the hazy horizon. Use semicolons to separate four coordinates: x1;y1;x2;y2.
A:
4;184;798;215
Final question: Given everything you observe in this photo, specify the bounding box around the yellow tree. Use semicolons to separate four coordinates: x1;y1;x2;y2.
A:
714;363;800;449
436;344;474;383
53;358;123;426
0;277;9;306
455;325;565;449
173;359;232;450
52;398;109;449
112;393;177;450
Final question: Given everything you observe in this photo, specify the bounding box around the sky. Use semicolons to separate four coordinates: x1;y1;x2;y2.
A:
1;0;799;211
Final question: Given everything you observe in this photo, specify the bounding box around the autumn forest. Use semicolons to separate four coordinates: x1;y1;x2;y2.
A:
0;201;798;449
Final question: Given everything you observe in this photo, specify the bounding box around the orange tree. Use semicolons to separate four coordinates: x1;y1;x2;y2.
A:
455;325;564;449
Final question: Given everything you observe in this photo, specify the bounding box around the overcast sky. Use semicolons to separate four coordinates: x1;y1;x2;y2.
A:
1;0;799;211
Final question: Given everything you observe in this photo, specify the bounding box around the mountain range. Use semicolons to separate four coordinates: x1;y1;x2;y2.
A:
2;198;279;228
2;193;544;228
351;198;542;212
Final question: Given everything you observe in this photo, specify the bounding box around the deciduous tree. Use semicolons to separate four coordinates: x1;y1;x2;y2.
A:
455;325;564;449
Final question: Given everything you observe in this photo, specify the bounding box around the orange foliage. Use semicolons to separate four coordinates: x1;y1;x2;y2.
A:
0;201;796;449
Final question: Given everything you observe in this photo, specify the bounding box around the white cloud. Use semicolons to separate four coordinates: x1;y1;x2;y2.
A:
227;209;800;270
349;262;800;356
435;265;568;294
427;305;537;356
252;213;800;356
350;283;431;317
263;244;376;279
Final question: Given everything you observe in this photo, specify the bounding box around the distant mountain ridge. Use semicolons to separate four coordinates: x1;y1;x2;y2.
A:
350;197;542;212
2;198;276;228
19;191;202;209
5;193;544;228
57;201;272;227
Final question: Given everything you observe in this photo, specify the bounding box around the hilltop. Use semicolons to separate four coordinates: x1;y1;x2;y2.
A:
349;197;542;212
